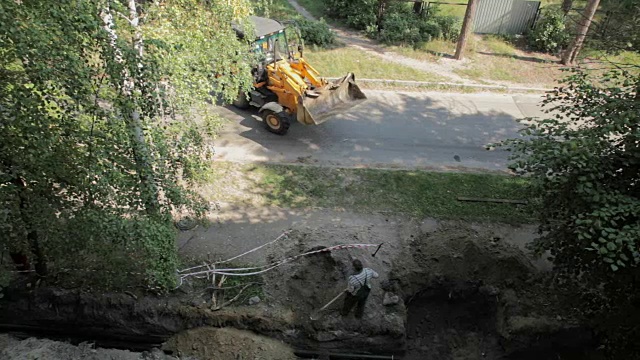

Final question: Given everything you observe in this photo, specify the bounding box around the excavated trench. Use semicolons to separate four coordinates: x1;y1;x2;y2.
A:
0;225;599;359
404;283;501;360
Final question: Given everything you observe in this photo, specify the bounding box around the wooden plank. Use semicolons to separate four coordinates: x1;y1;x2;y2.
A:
457;197;528;205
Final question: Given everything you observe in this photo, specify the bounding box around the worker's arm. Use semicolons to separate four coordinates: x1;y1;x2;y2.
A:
346;276;355;294
369;268;379;279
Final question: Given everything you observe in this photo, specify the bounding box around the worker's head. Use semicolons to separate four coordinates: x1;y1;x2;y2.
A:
352;259;363;272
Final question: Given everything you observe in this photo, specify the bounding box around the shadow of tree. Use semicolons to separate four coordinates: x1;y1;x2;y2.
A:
213;91;538;173
476;51;558;64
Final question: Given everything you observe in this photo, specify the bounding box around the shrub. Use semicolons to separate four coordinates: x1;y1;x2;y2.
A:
527;8;569;53
297;18;336;47
379;12;422;45
434;15;462;42
325;0;377;30
378;10;461;46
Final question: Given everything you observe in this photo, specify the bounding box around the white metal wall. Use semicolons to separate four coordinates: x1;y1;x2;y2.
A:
473;0;540;35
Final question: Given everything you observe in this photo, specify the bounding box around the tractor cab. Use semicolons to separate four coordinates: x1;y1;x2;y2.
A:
234;16;302;67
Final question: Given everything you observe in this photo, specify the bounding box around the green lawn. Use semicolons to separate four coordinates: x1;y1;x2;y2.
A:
305;46;446;82
202;162;534;223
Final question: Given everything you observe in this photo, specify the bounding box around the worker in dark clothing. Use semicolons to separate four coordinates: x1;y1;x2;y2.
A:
341;259;379;319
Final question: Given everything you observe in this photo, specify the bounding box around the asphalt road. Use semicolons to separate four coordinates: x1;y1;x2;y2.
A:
213;90;546;172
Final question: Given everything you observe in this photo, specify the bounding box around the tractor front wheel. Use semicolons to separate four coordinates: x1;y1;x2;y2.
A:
261;110;290;135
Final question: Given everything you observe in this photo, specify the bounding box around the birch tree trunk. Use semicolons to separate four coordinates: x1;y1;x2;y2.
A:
102;1;158;214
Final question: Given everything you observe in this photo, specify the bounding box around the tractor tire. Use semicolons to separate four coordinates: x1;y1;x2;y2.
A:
232;90;250;109
261;109;290;135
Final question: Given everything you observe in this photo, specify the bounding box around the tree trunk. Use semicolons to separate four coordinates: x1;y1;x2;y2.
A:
101;2;158;214
562;0;573;15
561;0;600;65
376;0;387;32
454;0;478;60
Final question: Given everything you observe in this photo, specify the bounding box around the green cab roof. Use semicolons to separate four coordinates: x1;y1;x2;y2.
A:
232;16;284;40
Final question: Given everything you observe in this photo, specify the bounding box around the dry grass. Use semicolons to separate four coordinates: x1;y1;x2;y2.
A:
304;46;447;82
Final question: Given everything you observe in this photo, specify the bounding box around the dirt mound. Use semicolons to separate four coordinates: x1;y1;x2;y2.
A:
391;224;536;297
163;327;295;360
0;334;179;360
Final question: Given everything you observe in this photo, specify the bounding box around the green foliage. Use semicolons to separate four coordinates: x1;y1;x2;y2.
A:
297;18;336;47
0;0;254;291
323;0;460;45
434;15;462;42
376;5;460;46
325;0;378;30
527;7;569;53
497;70;640;357
378;12;423;45
590;0;640;54
497;69;640;304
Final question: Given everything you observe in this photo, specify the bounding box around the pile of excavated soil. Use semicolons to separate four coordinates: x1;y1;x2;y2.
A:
392;223;537;296
0;334;182;360
163;327;296;360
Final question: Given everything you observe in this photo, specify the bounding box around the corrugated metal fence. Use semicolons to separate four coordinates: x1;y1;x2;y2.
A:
473;0;540;35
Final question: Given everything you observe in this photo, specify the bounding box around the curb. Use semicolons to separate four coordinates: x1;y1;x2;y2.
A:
328;78;551;92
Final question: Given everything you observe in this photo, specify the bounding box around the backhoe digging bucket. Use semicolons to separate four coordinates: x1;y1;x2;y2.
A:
296;73;367;126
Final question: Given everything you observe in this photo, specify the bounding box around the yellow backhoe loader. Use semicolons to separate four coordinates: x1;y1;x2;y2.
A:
232;16;367;135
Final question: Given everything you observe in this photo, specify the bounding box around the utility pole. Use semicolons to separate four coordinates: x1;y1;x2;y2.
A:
561;0;600;65
454;0;478;60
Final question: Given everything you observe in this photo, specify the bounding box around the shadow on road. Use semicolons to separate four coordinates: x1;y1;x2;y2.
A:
213;91;535;171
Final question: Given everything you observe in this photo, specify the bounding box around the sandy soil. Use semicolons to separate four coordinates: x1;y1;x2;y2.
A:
0;334;184;360
163;327;296;360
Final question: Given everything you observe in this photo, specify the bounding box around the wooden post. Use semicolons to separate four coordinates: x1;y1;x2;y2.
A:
561;0;600;65
454;0;478;60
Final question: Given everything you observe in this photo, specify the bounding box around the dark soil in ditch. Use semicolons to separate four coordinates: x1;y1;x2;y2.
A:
405;285;501;360
0;220;602;359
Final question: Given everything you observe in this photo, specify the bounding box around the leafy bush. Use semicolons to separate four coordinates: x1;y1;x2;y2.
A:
326;0;377;30
324;0;461;46
378;10;461;46
379;12;423;45
527;8;569;53
297;18;336;47
434;15;462;42
499;69;640;279
497;68;640;359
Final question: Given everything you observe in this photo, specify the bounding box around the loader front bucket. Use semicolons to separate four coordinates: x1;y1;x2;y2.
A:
296;73;367;126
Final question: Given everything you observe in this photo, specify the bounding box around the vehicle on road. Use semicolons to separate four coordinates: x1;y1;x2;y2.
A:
232;16;366;135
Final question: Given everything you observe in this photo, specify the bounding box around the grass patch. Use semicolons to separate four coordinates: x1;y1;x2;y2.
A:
430;2;468;18
202;162;534;223
304;46;446;81
451;35;562;85
483;35;518;56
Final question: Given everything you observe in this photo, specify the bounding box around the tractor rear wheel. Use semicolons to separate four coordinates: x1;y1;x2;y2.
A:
261;109;290;135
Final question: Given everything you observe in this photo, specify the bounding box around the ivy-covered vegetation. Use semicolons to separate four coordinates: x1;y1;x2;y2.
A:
0;0;256;291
